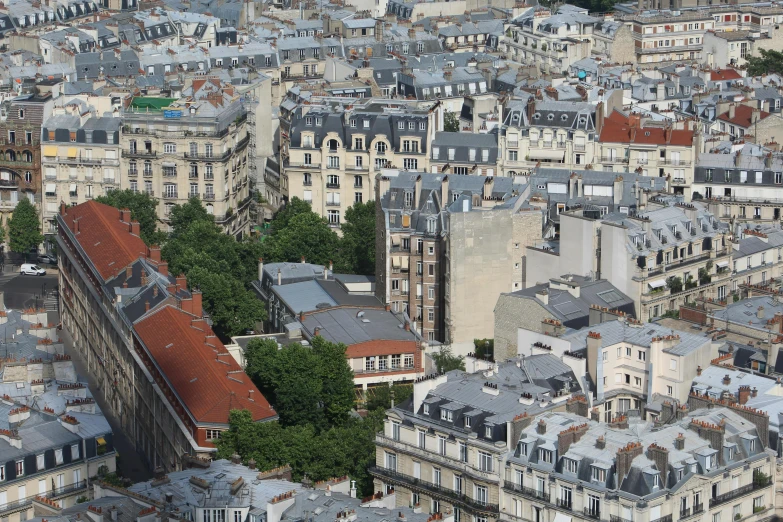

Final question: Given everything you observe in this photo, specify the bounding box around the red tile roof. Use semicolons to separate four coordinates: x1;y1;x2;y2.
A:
60;201;146;281
711;69;742;82
599;110;694;146
346;340;420;359
134;305;275;424
717;104;770;128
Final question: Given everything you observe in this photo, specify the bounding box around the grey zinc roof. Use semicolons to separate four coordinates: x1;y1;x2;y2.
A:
300;307;418;345
283;490;431;522
562;320;710;355
274;280;337;314
711;295;783;330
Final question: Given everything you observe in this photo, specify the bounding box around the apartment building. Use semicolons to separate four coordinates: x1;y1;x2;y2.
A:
375;171;542;348
279;97;437;225
41;106;121;238
372;355;584;522
56;200;275;472
504;6;597;74
598;110;698;198
528;197;732;321
729;227;783;295
120;83;251;238
429;132;498;176
504;407;775;522
396;67;490;113
619;10;715;64
500;98;600;175
702;30;783;68
695;150;783;223
0;90;55;241
0;310;116;522
277;36;343;82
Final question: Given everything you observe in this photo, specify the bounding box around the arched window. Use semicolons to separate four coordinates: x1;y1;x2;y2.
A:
327;139;339;152
25;172;31;183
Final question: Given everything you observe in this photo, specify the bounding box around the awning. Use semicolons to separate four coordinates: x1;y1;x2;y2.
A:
43;146;57;157
96;436;106;445
553;514;572;522
162;162;176;168
67;147;77;158
401;256;410;270
716;260;729;268
69;183;77;193
529;149;565;161
45;183;56;193
648;280;666;289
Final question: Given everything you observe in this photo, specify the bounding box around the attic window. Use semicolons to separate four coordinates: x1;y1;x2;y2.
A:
533;113;541;120
645;131;651;136
579;118;587;124
547;114;554;120
561;114;568;121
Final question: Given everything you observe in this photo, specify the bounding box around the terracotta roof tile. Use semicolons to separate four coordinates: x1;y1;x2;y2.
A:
599;110;694;146
717;104;770;128
346;340;420;359
60;200;147;281
134;305;275;424
711;69;742;82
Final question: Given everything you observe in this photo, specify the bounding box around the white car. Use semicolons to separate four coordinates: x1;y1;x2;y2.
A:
21;264;45;276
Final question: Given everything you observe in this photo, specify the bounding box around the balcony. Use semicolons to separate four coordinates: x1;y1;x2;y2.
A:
0;495;34;515
326;183;340;189
369;466;499;514
163;192;179;199
660;159;692;166
650;516;672;522
326;201;341;207
529;140;540;147
503;483;550;503
203;193;215;201
542;141;552;148
601;156;629;164
709;477;771;508
303;180;312;186
184;149;231;161
47;480;88;499
507;141;519;148
123;149;157;158
583;508;600;520
574;143;586;151
128;170;138;177
610;516;632;522
556;499;572;511
556;142;566;149
145;190;155;196
143;171;153;178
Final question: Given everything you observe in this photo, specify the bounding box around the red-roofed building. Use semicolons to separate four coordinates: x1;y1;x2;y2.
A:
716;103;771;139
57;200;275;472
598;110;699;198
710;69;743;82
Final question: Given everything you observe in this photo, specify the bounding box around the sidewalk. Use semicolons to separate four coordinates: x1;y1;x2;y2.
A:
59;325;153;484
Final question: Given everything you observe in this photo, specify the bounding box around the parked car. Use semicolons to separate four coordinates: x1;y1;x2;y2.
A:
21;264;46;276
37;254;57;265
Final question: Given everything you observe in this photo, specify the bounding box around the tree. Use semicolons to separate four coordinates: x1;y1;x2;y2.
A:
666;275;683;293
444;111;459;132
261;212;340;267
340;201;376;275
169;197;214;238
746;48;783;77
699;261;713;285
269;197;315;235
186;266;266;337
365;383;413;411
95;190;166;245
431;347;465;373
215;409;384;497
244;336;355;428
8;199;43;255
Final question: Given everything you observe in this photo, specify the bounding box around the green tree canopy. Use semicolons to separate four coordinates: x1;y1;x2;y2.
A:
269;197;316;234
431;347;466;374
95;190;166;245
444;111;460;132
185;266;266;337
244;336;354;428
261;212;341;267
340;201;376;276
168;197;214;238
365;383;413;411
215;409;383;496
8;199;43;254
747;48;783;77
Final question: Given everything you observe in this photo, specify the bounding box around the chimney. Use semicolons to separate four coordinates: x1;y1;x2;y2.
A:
674;433;685;450
616;442;643;488
149;245;162;262
751;387;758;398
375;20;383;42
404;322;411;331
231;454;242;465
158;262;169;277
696;365;702;376
299;311;306;322
277;268;282;285
314;326;321;336
329;260;334;272
647;443;669;487
119;208;131;222
258;258;264;281
301;256;306;264
176;274;187;291
126;265;133;279
723;374;731;385
537;419;546;434
385;303;391;311
595;435;605;449
130;221;140;236
145;301;150;312
192;290;203;317
248;458;257;470
60;201;66;216
586;332;602;392
74;219;80;234
408;28;415;39
751;108;760;124
729;104;736;120
738;385;751;405
526;97;536;123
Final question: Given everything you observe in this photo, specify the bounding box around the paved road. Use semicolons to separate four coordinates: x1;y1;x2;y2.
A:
0;269;152;483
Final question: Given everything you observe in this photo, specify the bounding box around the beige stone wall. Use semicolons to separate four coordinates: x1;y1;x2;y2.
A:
493;294;552;362
511;209;544;290
610;25;637;65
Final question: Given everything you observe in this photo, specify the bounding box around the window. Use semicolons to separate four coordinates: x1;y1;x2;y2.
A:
403;158;418;170
477;451;493;472
638;350;646;361
670;359;677;370
15;461;23;477
36;454;44;471
474;485;488;506
459;442;468;462
327;210;340;225
441;410;453;422
508;150;518;161
206;429;221;440
667;385;673;396
391;421;401;441
603;351;608;361
564;458;577;473
55;449;63;465
391;354;401;368
164;142;176;154
485;425;492;438
418;429;426;448
385;452;397;471
591;466;606;482
539;448;553;463
454;475;463;493
437;436;446;456
71;444;80;459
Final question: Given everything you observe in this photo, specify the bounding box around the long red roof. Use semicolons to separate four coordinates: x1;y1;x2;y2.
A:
134;305;275;424
599;110;694;146
717;104;770;128
60;200;147;281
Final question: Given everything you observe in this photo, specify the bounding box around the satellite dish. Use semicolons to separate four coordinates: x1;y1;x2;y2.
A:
578;71;586;79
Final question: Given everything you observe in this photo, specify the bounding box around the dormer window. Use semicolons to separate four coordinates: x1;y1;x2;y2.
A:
653;474;660;488
485;425;492;438
305;117;312;126
441;409;453;422
749;439;756;451
465;416;472;428
423;404;429;415
591;466;606;482
539;448;553;464
564;458;578;473
315;117;322;126
517;441;527;457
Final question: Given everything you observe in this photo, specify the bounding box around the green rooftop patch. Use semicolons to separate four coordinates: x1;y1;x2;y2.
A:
129;97;178;111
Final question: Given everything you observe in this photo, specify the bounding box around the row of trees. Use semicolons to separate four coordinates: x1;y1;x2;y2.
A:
215;337;409;496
